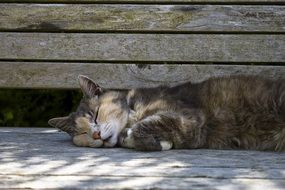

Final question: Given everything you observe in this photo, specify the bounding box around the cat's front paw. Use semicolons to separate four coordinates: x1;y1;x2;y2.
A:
89;139;104;148
119;128;135;149
73;134;89;147
73;134;104;148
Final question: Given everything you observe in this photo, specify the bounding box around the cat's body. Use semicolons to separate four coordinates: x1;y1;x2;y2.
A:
49;75;285;151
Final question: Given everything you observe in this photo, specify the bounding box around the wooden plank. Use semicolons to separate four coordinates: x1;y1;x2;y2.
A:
1;128;285;171
1;0;284;3
0;128;284;190
0;33;284;62
1;176;285;190
1;4;284;32
0;62;284;89
1;154;285;178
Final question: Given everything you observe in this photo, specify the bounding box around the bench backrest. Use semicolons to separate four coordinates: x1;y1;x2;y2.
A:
0;0;284;89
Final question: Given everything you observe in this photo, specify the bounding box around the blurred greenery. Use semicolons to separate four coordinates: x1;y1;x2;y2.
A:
0;89;82;127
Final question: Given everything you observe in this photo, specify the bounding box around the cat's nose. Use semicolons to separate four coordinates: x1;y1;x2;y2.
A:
92;131;101;140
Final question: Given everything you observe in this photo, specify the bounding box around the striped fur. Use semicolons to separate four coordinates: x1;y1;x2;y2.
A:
50;75;285;151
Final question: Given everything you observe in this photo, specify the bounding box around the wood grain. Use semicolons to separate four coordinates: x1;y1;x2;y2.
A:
1;175;284;190
0;128;284;189
1;33;284;62
1;176;285;190
1;4;284;32
1;0;283;3
0;62;284;89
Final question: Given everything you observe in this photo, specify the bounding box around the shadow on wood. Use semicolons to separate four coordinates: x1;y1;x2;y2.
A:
0;128;284;189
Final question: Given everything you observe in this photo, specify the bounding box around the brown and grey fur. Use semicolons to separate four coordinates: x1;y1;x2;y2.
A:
49;75;285;151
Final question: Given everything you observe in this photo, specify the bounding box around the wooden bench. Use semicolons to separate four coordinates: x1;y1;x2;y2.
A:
0;0;284;189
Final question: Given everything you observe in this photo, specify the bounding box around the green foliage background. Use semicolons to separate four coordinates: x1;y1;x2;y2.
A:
0;89;82;127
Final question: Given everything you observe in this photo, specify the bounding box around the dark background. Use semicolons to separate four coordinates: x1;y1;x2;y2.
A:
0;89;82;127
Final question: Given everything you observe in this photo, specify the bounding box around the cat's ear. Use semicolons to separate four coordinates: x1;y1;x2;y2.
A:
78;75;102;98
48;116;74;136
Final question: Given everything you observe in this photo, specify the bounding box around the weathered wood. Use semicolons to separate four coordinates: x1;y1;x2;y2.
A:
1;4;284;32
0;33;284;62
1;176;285;190
0;128;284;189
1;0;283;3
0;62;284;89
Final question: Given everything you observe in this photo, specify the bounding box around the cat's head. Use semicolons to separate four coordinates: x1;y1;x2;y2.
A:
48;75;129;139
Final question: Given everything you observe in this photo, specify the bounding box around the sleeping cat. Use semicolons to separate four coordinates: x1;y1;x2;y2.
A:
48;75;285;151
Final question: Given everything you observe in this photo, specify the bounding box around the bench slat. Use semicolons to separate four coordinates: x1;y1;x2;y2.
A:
0;128;284;189
1;33;284;62
0;62;284;89
2;175;285;189
1;4;284;32
0;0;283;3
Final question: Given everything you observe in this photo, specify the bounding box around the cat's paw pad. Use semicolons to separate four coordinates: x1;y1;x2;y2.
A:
160;141;173;151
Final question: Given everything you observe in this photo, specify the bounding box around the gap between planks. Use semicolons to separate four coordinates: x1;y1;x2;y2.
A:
1;1;285;5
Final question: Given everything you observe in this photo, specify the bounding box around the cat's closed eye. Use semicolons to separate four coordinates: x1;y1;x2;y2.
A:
84;110;96;123
86;108;99;124
87;110;94;117
94;108;100;124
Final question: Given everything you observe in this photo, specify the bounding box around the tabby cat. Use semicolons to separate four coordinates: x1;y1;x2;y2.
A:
48;75;285;151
